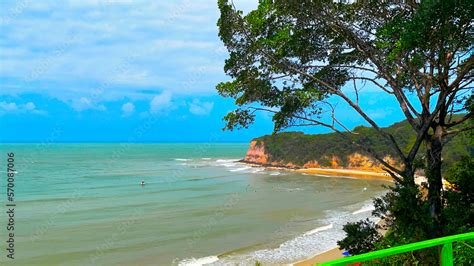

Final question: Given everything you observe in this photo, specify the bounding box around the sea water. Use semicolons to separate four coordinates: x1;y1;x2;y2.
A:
0;143;389;265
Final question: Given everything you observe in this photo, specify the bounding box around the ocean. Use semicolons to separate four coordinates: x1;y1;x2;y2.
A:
0;143;389;265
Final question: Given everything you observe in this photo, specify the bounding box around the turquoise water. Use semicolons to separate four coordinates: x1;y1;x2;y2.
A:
0;144;389;265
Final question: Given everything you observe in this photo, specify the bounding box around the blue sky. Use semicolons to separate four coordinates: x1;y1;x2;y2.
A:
0;0;407;142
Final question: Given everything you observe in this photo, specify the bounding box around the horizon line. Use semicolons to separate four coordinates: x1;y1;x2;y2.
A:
0;141;251;144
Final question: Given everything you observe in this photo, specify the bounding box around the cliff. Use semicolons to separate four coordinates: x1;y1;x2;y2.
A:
242;119;472;171
243;139;391;171
243;140;299;168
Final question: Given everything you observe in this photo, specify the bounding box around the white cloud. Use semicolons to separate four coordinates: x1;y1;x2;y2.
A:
0;0;230;100
153;39;216;50
0;101;46;115
71;97;106;112
150;91;172;113
121;102;135;116
188;99;214;115
24;102;36;110
0;102;18;112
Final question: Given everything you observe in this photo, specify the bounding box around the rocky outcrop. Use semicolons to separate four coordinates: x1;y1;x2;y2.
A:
243;140;268;164
242;141;299;168
242;140;397;171
303;160;320;168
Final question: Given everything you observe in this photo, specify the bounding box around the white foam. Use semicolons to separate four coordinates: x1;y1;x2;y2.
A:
178;255;219;266
215;159;240;168
201;158;212;160
302;224;333;236
269;172;281;176
216;198;381;264
175;158;192;161
229;166;251;172
251;168;264;173
352;205;375;215
220;163;237;167
216;159;238;163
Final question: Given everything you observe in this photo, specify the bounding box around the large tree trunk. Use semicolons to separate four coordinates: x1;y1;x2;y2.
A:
425;125;444;238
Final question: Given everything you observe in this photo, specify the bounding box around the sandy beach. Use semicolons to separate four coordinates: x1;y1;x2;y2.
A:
296;167;393;181
293;247;344;265
258;166;392;265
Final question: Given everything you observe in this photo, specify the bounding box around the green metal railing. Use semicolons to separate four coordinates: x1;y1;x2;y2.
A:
319;232;474;266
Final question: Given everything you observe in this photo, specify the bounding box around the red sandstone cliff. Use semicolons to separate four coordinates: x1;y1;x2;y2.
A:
243;140;269;164
242;140;395;171
243;141;299;168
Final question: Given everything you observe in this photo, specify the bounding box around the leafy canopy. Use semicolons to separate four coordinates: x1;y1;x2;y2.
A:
217;0;473;136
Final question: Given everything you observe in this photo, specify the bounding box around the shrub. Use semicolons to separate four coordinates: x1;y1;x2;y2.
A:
337;219;381;255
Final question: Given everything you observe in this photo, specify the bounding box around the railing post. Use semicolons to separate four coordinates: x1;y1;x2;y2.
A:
441;242;453;266
319;233;473;266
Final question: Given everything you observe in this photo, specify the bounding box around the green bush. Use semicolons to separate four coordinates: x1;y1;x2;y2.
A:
337;219;381;255
338;155;473;265
453;240;474;265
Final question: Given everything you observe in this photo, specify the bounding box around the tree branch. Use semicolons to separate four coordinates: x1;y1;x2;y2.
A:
448;53;474;91
247;106;404;178
349;77;393;94
334;90;407;162
328;18;419;130
445;112;472;127
443;124;474;137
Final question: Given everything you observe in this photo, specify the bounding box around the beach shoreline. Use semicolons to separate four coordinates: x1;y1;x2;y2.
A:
237;160;393;265
236;162;392;265
292;246;343;266
241;160;394;181
296;168;393;181
292;218;389;265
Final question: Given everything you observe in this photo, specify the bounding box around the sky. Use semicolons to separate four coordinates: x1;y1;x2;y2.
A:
0;0;408;142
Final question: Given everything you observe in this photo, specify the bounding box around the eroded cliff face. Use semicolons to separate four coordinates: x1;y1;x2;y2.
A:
243;140;268;164
243;140;396;170
243;141;298;168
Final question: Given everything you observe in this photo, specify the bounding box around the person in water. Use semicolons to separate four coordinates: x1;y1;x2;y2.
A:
141;180;145;185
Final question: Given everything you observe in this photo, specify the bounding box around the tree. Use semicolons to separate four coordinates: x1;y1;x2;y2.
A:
337;219;381;255
217;0;473;239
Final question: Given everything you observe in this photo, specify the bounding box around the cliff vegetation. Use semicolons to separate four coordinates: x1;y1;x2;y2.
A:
245;119;472;172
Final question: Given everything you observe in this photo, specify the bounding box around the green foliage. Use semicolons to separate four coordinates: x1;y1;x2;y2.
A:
453;240;474;265
443;131;474;170
256;131;351;166
376;246;439;265
337;219;381;255
222;109;255;131
217;0;474;264
254;119;469;170
344;156;474;264
445;156;474;192
373;184;431;240
217;0;473;132
442;157;474;235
